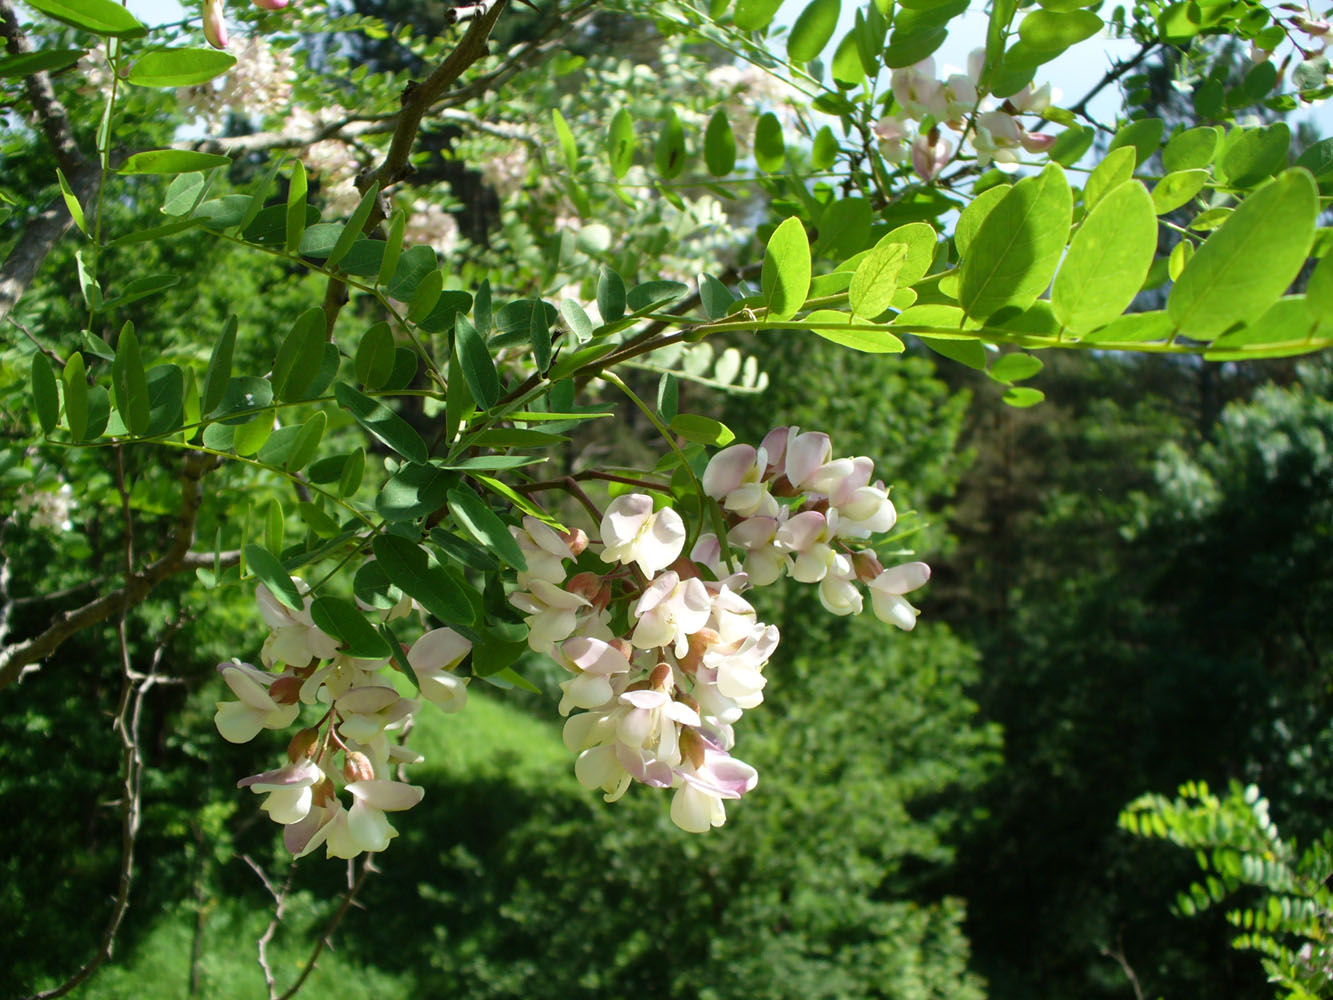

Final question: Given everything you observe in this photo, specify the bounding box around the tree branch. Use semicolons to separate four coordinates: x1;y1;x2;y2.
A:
0;451;222;692
0;0;87;176
0;168;100;328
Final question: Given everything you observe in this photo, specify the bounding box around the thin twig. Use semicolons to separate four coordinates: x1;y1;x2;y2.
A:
273;856;377;1000
243;854;296;1000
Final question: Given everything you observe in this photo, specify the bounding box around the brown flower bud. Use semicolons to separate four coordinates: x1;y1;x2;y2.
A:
852;549;884;583
287;726;320;763
609;637;634;661
558;527;589;557
677;628;720;675
311;777;336;807
679;726;707;769
269;674;303;705
343;750;375;784
649;662;673;691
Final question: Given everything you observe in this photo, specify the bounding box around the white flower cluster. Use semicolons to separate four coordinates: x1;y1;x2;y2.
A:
509;428;927;833
696;426;930;627
215;578;471;860
15;481;75;533
874;51;1059;179
177;36;294;130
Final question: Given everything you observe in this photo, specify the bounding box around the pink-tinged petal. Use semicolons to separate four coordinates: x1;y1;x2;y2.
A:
335;685;401;714
417;669;468;712
633;571;679;617
346;779;424;812
617;745;673;787
663;700;701;727
702;444;756;499
871;591;919;630
729;516;777;549
256;584;295;628
408;628;472;671
574;744;622;792
260;785;313;825
776;510;826;552
529;578;592;609
636;506;686;576
561;636;632;675
760;427;790;471
202;0;227;48
785;431;831;489
286;803;336;857
237;760;322;789
562;672;613;713
620;689;670;710
252;0;289;9
871;561;931;596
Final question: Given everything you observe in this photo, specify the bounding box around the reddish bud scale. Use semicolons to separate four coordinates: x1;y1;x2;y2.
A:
269;674;303;705
649;662;672;690
287;726;320;762
343;751;374;783
679;726;707;769
559;527;589;556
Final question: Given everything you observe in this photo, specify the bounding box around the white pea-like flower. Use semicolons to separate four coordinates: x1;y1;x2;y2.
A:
599;494;686;577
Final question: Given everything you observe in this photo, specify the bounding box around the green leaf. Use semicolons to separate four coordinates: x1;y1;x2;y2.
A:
448;486;526;569
596;266;627;324
805;309;905;352
753;112;785;173
761;216;811;322
733;0;784;31
669;413;735;446
208;376;273;423
310;596;392;659
326;182;379;270
559;298;592;343
0;48;83;78
657;373;679;421
62;353;88;441
233;409;273;457
1049;124;1094;167
30;353;58;435
161;172;205;217
56;167;87;236
960;163;1072;321
23;0;146;36
454;314;500;409
703;110;736;177
144;363;185;437
372;534;475;626
272;308;326;402
1167;170;1317;341
918;336;986;370
529;296;553;372
1052;180;1157;332
788;0;839;61
111;323;150;436
813;197;871;259
354;322;395;390
127;47;235;87
337;447;364;497
831;28;865;86
1084;146;1137;209
1151;169;1208;214
849;244;908;319
1018;8;1101;50
285;411;326;473
654;109;686;180
119;149;230;174
811;126;839;170
1002;386;1045;407
407;269;444;322
606;107;635;180
244;543;301;611
377;209;405;287
285;160;308;254
201;315;237;415
700;272;735;321
333;381;429;463
1163;125;1220;172
988;352;1044;383
552;108;578;172
955;185;1009;258
1220;123;1290;188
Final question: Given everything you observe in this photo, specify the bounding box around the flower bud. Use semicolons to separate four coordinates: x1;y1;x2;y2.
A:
679;726;707;769
287;726;320;762
608;637;634;661
269;674;303;705
558;527;589;556
649;662;673;691
311;776;336;806
343;750;375;783
1019;130;1057;154
677;627;720;674
252;0;290;8
202;0;228;49
852;549;885;582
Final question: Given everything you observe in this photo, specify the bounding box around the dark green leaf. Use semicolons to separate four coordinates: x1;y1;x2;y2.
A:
448;486;526;569
111;323;150;436
244;543;301;611
286;411;326;472
333;381;429;463
607;107;635;180
788;0;840;61
354;322;396;390
0;48;83;78
30;353;58;435
23;0;146;37
754;112;785;172
373;534;475;626
654;109;686;180
272;307;326;402
699;272;735;320
285;159;307;254
454;314;500;409
597;266;627;323
201;316;237;415
310;596;392;659
669;413;735;445
63;353;88;442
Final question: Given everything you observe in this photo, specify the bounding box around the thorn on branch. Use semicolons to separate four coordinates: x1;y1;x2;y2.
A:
447;0;501;24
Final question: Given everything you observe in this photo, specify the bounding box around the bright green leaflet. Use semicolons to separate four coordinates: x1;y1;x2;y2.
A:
761;217;811;322
1052;181;1157;333
960;163;1072;322
1167;170;1317;342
